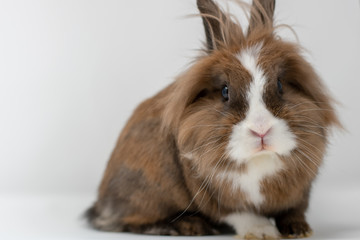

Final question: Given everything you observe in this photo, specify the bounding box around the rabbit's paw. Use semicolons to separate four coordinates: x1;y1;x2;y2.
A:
277;220;312;239
224;212;280;240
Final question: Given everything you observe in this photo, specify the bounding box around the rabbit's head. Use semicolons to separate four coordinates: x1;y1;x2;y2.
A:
162;0;340;199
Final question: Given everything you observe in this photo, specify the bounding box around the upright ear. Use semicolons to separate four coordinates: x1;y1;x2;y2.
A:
248;0;275;33
197;0;230;51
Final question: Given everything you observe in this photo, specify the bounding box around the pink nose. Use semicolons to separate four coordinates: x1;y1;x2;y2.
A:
250;128;271;139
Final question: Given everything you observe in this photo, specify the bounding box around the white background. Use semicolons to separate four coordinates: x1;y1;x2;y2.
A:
0;0;359;239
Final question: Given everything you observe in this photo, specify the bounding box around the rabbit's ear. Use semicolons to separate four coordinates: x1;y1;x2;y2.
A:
248;0;275;34
197;0;230;51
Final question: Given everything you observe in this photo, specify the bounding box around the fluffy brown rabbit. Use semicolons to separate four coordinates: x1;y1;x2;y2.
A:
86;0;340;238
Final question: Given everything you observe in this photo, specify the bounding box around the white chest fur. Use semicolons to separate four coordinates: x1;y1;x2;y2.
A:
217;152;283;207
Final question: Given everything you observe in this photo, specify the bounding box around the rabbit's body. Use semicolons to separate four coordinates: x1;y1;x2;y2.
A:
87;0;339;239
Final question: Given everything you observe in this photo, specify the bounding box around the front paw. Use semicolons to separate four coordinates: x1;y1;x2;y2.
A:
276;220;312;239
236;225;280;240
224;212;280;240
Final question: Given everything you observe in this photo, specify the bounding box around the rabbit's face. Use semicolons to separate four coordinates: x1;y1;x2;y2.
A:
225;42;297;165
166;36;337;190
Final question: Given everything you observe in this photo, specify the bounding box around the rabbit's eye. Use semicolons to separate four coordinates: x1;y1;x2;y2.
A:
222;85;229;101
277;79;283;94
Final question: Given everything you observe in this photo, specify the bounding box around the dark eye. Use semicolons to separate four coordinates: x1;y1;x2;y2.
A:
222;85;229;101
277;78;283;94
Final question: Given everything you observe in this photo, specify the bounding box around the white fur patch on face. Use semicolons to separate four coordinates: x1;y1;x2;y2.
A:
223;212;280;239
227;44;297;164
217;152;283;206
220;44;297;207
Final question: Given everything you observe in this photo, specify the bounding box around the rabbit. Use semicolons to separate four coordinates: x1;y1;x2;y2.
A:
86;0;340;239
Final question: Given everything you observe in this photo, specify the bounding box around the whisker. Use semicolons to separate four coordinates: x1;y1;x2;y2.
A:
175;140;229;212
195;151;229;213
184;124;233;130
274;102;310;117
186;136;224;155
295;148;321;168
295;137;324;156
287;119;329;131
210;107;235;120
291;153;317;178
293;108;335;114
295;129;326;138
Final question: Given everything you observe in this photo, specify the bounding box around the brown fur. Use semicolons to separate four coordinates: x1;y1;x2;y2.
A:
86;0;340;237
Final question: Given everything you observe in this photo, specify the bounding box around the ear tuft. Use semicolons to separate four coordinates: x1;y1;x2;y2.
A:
248;0;276;35
197;0;276;52
197;0;226;51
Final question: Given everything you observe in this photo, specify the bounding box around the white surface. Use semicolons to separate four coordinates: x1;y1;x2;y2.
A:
0;0;359;239
0;185;359;239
